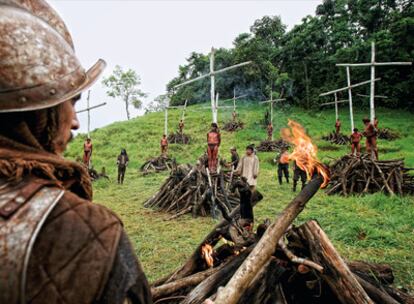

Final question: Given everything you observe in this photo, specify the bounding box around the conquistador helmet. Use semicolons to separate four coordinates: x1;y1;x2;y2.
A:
0;0;106;113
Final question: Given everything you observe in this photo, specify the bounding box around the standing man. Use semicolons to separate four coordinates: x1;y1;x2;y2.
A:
207;123;221;173
0;1;151;303
178;119;184;135
350;128;363;156
374;117;379;130
160;134;168;156
293;161;307;192
232;111;237;122
267;122;273;141
276;147;290;185
83;137;93;167
229;147;239;169
117;149;129;184
335;118;341;134
236;145;260;192
363;117;378;160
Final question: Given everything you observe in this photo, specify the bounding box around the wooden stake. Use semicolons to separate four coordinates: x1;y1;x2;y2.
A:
75;90;106;138
346;67;355;132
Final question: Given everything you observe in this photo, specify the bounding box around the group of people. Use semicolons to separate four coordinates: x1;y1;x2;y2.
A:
336;117;379;159
275;147;307;192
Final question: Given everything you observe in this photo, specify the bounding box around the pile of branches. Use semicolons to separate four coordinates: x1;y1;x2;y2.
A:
257;139;290;152
89;167;109;182
322;132;350;145
223;120;244;132
326;154;414;196
378;128;400;141
140;156;176;175
151;176;413;304
144;164;262;220
168;132;191;144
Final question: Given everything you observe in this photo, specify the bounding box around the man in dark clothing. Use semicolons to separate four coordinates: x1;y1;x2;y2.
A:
277;147;290;185
363;117;378;160
230;147;239;169
0;2;152;303
117;149;129;184
207;123;221;173
293;161;307;192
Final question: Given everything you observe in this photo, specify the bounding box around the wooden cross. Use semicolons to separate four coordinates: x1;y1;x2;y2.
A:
259;89;285;140
337;42;411;123
357;94;388;99
320;78;381;132
76;90;106;137
174;47;251;123
169;99;189;122
319;93;348;121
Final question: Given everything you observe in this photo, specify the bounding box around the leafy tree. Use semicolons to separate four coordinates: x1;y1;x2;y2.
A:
145;94;169;114
102;65;147;120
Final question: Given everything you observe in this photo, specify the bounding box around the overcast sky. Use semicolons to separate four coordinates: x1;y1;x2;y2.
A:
49;0;319;133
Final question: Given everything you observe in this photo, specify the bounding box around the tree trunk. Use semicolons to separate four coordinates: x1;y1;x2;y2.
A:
125;95;130;120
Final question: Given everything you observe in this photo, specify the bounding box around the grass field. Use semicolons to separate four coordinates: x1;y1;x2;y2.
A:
66;102;414;290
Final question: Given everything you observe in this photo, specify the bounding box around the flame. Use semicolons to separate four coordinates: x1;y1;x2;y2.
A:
201;244;214;268
281;120;330;188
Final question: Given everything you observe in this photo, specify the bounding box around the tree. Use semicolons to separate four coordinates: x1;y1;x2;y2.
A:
145;94;169;114
102;65;147;120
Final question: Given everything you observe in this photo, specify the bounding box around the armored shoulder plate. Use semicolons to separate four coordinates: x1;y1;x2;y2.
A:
0;179;64;304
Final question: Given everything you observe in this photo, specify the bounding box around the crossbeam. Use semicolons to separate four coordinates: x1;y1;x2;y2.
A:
320;99;348;106
319;78;380;96
75;102;106;114
75;90;106;137
357;94;388;99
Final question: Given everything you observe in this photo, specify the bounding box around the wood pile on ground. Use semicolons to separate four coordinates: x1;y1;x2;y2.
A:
223;120;244;132
89;167;109;181
140;156;176;175
151;176;413;304
168;132;191;144
326;154;414;196
378;128;400;141
144;163;263;220
322;132;350;145
256;139;290;152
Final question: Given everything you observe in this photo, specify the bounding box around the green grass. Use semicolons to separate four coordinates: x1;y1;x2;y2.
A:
66;102;414;290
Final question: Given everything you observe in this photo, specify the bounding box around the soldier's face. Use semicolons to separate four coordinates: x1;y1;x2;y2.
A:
53;98;80;154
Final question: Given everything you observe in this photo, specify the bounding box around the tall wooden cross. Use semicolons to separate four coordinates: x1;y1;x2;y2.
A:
259;90;285;140
76;90;106;137
169;99;189;122
174;47;251;123
204;89;247;114
319;93;348;121
320;78;381;132
337;42;412;123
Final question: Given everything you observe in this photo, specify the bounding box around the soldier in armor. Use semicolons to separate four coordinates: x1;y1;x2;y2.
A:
267;123;273;141
83;137;93;167
206;123;221;173
335;118;341;134
363;117;378;160
117;149;129;184
160;134;168;156
0;1;152;303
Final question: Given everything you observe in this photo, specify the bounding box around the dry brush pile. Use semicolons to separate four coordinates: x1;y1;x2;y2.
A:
140;156;177;175
144;163;262;220
322;132;350;145
326;154;414;196
256;139;290;152
222;120;244;132
378;128;400;141
168;132;191;144
150;176;413;304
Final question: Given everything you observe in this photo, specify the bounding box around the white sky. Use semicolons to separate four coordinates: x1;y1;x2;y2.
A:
49;0;319;133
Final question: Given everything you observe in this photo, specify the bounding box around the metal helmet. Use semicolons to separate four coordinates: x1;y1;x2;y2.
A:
0;0;106;113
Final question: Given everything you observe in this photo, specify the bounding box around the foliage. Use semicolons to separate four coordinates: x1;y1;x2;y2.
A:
145;94;169;114
102;65;147;120
167;0;413;109
66;102;414;289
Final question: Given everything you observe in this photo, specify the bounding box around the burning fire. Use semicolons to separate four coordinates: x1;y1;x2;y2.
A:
201;244;214;268
281;120;330;188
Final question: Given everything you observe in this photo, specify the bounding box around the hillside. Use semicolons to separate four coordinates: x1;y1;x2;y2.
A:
66;102;414;289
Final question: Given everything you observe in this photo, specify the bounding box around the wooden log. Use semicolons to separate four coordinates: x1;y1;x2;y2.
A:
151;264;224;300
348;261;394;285
298;220;374;304
214;176;323;304
355;276;399;304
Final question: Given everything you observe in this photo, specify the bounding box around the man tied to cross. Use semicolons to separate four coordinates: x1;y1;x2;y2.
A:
83;137;93;167
207;123;221;173
160;134;168;156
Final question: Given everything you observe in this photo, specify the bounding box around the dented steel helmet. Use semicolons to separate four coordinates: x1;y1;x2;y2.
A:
0;0;106;113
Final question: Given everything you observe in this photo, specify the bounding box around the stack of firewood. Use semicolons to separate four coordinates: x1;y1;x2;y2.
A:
88;167;109;181
168;132;191;144
378;128;400;141
223;120;244;132
140;156;176;175
256;139;290;152
144;163;262;220
151;176;413;304
326;154;414;196
322;132;350;145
